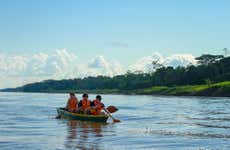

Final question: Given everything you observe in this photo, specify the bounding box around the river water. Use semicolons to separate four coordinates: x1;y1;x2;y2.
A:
0;92;230;150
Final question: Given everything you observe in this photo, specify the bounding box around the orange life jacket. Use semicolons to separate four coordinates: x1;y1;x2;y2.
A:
68;98;77;112
81;99;91;110
93;99;101;106
92;99;104;115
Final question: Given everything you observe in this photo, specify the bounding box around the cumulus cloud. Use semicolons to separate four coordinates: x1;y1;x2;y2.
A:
88;55;123;76
0;49;197;88
130;53;197;72
130;52;164;72
0;50;123;88
0;54;27;76
14;49;79;78
164;54;197;67
88;56;109;69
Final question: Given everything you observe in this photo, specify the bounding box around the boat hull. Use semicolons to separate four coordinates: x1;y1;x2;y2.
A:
56;107;109;122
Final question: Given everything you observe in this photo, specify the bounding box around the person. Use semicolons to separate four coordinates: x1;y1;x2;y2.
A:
78;93;91;114
66;93;78;112
91;95;105;115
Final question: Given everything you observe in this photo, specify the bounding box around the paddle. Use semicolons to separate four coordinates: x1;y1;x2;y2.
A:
55;115;61;119
106;105;119;113
103;108;121;123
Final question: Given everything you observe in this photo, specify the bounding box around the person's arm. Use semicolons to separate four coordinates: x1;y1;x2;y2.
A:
101;103;105;108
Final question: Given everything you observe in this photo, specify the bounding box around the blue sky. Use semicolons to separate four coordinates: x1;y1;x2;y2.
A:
1;0;229;62
0;0;229;88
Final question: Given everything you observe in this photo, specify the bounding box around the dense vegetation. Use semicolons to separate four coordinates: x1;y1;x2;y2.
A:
2;54;230;96
135;81;230;97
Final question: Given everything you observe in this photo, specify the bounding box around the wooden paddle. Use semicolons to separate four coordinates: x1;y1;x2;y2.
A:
106;105;119;113
103;108;121;123
55;115;61;119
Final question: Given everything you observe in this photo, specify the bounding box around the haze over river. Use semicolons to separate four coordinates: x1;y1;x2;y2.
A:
0;92;230;149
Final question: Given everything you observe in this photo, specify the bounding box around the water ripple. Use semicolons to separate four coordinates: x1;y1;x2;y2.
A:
1;93;230;149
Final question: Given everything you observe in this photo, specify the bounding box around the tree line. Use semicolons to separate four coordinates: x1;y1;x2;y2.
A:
6;54;230;92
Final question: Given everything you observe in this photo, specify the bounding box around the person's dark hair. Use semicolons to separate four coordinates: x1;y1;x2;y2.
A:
96;95;102;100
70;93;75;96
82;93;88;98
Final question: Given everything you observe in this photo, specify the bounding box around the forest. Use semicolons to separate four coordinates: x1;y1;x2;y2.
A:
2;54;230;96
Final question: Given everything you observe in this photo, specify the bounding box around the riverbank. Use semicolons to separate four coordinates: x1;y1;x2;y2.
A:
56;81;230;97
2;81;230;97
134;81;230;97
57;81;230;97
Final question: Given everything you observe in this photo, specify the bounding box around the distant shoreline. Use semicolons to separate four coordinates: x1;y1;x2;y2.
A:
1;81;230;97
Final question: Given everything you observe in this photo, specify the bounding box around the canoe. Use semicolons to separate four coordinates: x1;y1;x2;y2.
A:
56;107;109;122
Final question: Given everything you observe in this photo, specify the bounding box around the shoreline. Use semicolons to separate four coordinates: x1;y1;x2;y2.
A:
1;81;230;97
1;91;229;98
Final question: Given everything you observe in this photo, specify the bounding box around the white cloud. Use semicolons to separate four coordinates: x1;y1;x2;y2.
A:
88;55;123;76
0;49;197;88
88;55;109;69
164;54;197;67
0;50;123;88
0;54;27;75
130;52;164;72
130;53;197;72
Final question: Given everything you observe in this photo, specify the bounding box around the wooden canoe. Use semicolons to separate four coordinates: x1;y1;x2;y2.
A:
56;107;109;122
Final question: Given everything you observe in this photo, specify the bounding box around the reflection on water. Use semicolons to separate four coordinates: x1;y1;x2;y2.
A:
65;120;108;150
0;92;230;149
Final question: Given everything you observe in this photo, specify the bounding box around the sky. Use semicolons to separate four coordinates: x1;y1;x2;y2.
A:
0;0;229;88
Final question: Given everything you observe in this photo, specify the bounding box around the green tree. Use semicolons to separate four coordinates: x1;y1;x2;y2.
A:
195;54;224;65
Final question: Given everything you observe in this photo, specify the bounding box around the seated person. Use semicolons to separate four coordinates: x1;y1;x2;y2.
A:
90;95;105;115
66;93;78;112
78;93;91;114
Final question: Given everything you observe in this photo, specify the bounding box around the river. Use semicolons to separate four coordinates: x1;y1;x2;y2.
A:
0;92;230;149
